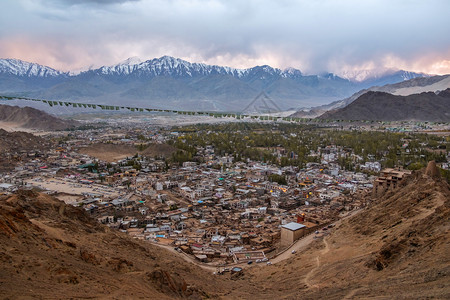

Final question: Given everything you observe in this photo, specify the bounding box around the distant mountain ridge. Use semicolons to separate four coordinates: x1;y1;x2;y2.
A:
0;56;425;82
0;56;431;112
340;68;427;83
291;75;450;118
319;88;450;122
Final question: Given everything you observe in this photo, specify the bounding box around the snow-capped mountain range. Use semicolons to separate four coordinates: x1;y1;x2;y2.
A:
0;56;433;112
0;58;68;78
0;55;426;82
89;55;306;79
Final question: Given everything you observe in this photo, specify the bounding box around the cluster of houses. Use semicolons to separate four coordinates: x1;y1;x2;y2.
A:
1;122;447;266
0;142;376;264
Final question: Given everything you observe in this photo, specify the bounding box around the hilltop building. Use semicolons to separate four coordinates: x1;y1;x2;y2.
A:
373;168;412;195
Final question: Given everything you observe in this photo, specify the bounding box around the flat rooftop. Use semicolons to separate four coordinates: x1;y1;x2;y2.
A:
282;222;306;231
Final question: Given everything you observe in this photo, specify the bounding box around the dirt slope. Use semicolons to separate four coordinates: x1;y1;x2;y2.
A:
0;104;78;131
0;190;233;299
229;164;450;299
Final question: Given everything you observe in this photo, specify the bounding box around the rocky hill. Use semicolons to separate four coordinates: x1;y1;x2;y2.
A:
0;104;78;130
318;88;450;121
0;190;227;299
291;74;450;118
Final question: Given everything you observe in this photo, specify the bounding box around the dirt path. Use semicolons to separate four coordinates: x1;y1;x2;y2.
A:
303;237;330;288
343;287;365;299
304;256;321;289
322;237;329;253
302;209;363;289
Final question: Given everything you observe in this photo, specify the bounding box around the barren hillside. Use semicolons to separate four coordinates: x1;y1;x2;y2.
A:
0;190;232;299
230;162;450;299
0;104;78;131
291;74;450;119
319;89;450;121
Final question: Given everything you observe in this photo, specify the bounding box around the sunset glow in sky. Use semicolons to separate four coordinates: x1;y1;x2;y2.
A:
1;0;449;76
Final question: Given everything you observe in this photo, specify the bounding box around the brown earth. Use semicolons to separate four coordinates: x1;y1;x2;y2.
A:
0;104;78;131
0;190;229;299
0;129;51;172
79;143;177;162
228;164;450;299
140;143;177;158
1;165;449;299
0;129;49;153
78;143;138;162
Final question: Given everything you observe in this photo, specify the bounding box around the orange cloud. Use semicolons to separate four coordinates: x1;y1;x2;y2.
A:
428;60;450;75
0;37;102;71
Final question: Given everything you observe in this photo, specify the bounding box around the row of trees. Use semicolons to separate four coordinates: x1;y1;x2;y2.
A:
166;122;449;171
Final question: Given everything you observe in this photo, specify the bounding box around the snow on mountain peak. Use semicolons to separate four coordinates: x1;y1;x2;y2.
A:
0;58;67;77
98;57;145;75
0;56;431;84
339;69;381;82
398;70;430;81
283;67;302;76
117;56;142;66
279;67;302;79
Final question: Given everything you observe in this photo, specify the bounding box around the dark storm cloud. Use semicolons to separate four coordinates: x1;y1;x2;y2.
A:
1;0;449;76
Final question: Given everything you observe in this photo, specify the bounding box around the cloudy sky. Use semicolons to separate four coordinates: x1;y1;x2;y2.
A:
1;0;449;77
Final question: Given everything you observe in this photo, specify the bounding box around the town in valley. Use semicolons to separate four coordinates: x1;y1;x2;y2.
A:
1;114;448;270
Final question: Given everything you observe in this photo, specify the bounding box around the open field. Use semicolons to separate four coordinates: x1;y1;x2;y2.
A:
78;142;177;162
25;177;122;199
